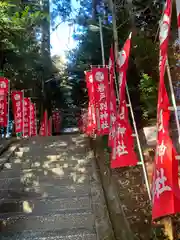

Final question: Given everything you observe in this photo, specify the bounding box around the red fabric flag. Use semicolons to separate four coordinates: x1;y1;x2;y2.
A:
151;0;180;220
85;71;96;134
92;67;110;135
0;77;9;127
30;103;37;136
111;100;138;168
11;91;23;134
111;33;138;168
23;98;30;137
152;132;180;220
39;110;48;136
52;110;61;133
118;33;132;100
48;117;52;136
86;102;93;135
0;77;9;92
0;90;7;127
108;46;117;146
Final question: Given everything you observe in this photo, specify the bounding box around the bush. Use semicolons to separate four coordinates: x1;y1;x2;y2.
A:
139;73;157;121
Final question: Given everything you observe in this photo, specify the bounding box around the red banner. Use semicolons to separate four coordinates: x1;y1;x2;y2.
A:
85;71;96;134
111;33;138;168
0;90;7;127
111;100;138;168
0;77;8;92
52;110;61;133
39;110;48;136
30;103;37;136
48;117;52;136
151;0;180;220
85;71;94;102
152;132;180;220
108;46;117;146
23;98;30;137
118;33;132;100
0;77;8;127
11;91;23;134
92;67;110;135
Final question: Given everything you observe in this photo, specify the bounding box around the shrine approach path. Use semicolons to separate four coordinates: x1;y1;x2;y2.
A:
0;134;98;240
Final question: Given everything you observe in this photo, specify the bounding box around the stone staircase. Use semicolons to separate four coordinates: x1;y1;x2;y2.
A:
0;136;97;240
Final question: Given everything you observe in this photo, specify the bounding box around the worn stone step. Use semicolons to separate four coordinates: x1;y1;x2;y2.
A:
4;154;90;166
0;196;91;216
0;184;90;200
0;212;95;233
0;171;90;189
1;163;90;178
1;156;91;173
0;229;96;240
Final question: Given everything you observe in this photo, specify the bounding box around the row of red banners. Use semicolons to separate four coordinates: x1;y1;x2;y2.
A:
0;79;38;137
79;0;180;221
0;78;62;137
39;109;61;136
11;91;37;137
0;83;37;137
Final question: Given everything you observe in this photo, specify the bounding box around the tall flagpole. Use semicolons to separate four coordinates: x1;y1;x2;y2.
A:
126;85;151;200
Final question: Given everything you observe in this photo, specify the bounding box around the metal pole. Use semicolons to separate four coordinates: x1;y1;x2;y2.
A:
126;84;151;200
99;16;105;66
166;60;180;144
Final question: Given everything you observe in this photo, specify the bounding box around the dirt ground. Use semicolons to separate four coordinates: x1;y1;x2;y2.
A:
92;136;168;240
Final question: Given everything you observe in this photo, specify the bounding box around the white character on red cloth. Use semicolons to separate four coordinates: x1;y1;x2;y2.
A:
152;168;172;203
100;112;108;120
116;140;128;156
158;109;165;133
100;102;107;111
97;83;105;93
157;140;167;164
117;124;126;138
101;121;109;129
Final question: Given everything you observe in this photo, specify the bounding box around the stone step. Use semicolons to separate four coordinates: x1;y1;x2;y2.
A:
0;184;91;200
1;162;91;178
0;196;91;217
0;212;95;233
0;229;96;240
1;156;91;171
0;171;90;188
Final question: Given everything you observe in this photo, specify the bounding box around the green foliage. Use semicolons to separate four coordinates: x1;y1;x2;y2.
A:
139;73;157;120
